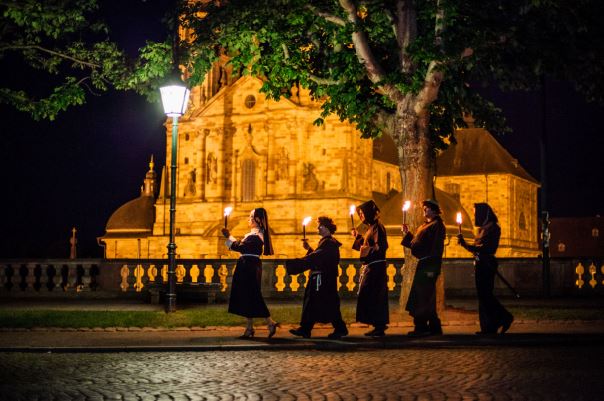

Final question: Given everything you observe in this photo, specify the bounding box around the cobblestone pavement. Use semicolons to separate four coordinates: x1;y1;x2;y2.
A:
1;346;602;401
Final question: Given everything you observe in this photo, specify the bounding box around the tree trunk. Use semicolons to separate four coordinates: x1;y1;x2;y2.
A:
393;105;444;316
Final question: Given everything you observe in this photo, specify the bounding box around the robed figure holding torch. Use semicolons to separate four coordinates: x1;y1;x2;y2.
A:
351;200;389;337
457;203;514;335
401;199;446;336
286;216;348;339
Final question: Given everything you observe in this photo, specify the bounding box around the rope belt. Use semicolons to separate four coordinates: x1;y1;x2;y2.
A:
357;260;386;294
240;254;260;258
363;259;386;267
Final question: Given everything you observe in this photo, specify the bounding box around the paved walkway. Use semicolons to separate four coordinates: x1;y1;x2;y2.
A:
1;298;603;352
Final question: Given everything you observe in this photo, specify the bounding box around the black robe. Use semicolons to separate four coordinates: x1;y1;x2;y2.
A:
227;233;270;318
286;236;344;324
460;222;513;332
353;222;389;327
401;216;445;317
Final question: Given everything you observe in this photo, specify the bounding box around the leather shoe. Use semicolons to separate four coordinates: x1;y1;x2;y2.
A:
327;329;349;339
364;328;385;337
500;316;514;334
289;327;311;338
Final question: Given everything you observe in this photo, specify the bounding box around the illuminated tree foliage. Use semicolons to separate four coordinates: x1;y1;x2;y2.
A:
0;0;173;120
178;0;603;304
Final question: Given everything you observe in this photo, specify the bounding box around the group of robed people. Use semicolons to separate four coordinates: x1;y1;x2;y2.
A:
220;199;513;339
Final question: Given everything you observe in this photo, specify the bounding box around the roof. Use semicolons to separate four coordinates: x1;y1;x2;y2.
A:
436;128;538;183
105;196;155;234
372;128;539;184
374;188;474;237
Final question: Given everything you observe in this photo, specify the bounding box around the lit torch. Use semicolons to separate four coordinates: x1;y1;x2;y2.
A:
456;212;463;234
302;216;312;240
349;205;356;227
402;200;411;225
224;206;233;229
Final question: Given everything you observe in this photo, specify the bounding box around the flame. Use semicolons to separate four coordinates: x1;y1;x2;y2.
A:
224;206;233;217
349;205;356;215
456;212;463;225
402;200;411;212
302;216;312;226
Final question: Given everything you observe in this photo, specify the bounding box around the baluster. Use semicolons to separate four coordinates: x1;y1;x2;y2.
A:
80;264;92;291
66;263;78;291
575;262;585;289
289;273;300;292
203;264;214;284
133;264;145;292
147;264;158;283
337;266;343;291
190;264;201;283
120;264;130;292
176;263;186;283
161;264;168;283
588;263;597;288
275;264;286;292
386;263;396;291
218;263;229;291
345;264;357;292
601;264;604;286
25;263;37;292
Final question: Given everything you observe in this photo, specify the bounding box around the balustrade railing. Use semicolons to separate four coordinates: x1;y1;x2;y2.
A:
0;258;602;298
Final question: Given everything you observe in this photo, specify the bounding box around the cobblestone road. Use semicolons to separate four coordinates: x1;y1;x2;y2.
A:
1;346;602;401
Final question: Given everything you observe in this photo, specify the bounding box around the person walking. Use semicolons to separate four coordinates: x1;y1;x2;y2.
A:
401;199;446;336
457;203;514;335
286;216;348;339
222;208;279;338
351;200;389;337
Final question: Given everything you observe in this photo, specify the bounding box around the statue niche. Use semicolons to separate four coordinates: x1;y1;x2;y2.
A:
303;163;319;192
206;153;217;185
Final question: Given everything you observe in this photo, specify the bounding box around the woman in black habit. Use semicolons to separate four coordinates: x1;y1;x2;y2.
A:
457;203;514;334
222;208;279;338
286;216;348;339
351;200;389;337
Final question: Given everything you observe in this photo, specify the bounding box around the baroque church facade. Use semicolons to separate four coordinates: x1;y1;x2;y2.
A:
101;64;540;259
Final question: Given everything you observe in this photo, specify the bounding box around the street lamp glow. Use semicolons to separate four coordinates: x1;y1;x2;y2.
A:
160;85;191;117
160;78;191;313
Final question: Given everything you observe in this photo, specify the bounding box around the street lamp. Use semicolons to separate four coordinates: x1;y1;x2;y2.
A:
160;77;191;313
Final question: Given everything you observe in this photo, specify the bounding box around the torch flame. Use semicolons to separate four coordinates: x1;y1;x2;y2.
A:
402;200;411;212
302;216;312;226
349;205;356;215
224;206;233;217
456;212;462;225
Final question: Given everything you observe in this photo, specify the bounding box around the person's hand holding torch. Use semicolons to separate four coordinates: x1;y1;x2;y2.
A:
222;206;233;238
401;200;411;234
456;212;462;234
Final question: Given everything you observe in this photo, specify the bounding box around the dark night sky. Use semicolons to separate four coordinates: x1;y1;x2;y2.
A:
0;2;602;258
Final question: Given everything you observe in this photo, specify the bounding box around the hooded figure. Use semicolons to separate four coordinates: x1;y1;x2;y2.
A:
286;216;348;339
458;203;513;334
352;199;389;337
401;199;446;336
223;208;279;338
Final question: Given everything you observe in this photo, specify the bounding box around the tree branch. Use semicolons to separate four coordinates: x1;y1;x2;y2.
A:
414;61;444;115
0;45;100;69
305;5;346;26
338;0;403;102
308;74;344;85
396;0;417;73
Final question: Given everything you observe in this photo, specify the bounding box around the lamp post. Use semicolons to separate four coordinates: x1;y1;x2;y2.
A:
160;79;191;313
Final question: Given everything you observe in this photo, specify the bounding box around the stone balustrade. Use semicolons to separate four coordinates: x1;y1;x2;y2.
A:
0;258;602;298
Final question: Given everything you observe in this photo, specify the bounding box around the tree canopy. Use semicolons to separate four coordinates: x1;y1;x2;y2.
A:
0;0;172;120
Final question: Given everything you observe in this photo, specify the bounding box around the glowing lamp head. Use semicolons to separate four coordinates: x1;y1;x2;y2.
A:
402;200;411;212
349;205;356;215
160;83;191;117
224;206;233;217
456;212;463;225
302;216;312;226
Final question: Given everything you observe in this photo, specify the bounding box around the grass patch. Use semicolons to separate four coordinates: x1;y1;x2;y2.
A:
0;304;360;329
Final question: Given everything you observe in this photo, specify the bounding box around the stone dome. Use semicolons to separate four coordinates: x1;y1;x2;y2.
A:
105;196;155;235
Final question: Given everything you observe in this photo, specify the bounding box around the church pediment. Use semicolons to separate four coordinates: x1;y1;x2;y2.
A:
189;76;302;120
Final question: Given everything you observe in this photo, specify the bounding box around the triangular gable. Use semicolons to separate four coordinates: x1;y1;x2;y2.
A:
189;76;302;119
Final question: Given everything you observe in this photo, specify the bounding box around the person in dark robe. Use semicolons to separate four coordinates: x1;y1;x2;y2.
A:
286;216;348;339
401;199;446;336
458;203;514;335
222;208;279;338
351;200;389;337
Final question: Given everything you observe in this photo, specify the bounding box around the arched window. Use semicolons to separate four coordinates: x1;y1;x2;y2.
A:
242;159;256;201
